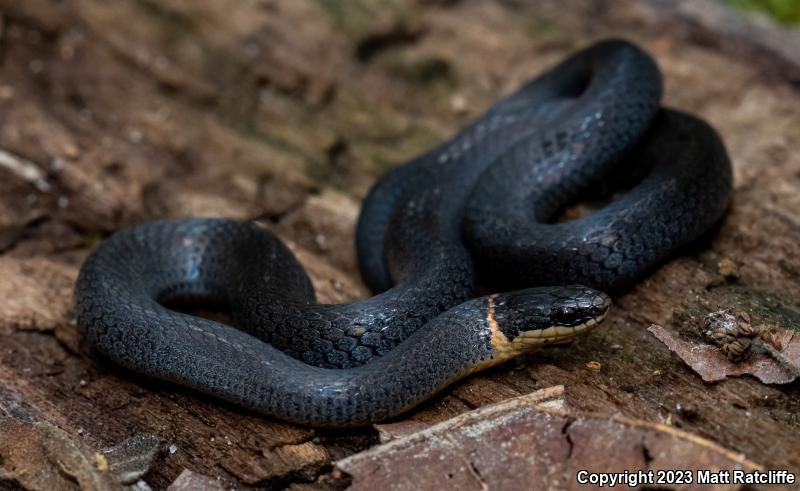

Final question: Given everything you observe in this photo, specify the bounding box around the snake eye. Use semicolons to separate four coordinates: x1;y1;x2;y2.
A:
495;286;609;332
555;305;579;325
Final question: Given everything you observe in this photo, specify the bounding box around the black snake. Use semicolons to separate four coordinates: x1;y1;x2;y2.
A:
74;39;732;427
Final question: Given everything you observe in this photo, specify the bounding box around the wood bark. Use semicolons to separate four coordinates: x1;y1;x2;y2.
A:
1;1;799;489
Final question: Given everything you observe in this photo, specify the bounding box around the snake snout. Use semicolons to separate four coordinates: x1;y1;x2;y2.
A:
494;286;611;342
551;285;612;327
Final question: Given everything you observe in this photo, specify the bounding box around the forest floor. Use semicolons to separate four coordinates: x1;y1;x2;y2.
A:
1;1;799;490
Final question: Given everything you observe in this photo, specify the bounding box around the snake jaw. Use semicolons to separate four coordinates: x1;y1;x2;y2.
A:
493;309;610;360
487;288;611;362
514;307;609;343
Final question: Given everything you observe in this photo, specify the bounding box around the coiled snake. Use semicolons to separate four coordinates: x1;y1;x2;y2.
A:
74;39;732;427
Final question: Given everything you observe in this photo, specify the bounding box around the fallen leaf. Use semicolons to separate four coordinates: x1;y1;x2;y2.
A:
648;324;798;384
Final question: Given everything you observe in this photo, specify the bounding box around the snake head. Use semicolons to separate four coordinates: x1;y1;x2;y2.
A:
490;286;611;348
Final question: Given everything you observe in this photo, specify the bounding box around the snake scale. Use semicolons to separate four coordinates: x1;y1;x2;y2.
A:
74;39;732;427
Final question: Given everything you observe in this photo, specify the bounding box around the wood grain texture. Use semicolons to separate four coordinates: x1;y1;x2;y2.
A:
0;0;799;489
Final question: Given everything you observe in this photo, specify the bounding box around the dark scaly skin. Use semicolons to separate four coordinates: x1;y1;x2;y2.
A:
356;39;662;293
75;231;609;427
74;39;732;426
78;39;662;372
75;215;471;370
463;109;733;291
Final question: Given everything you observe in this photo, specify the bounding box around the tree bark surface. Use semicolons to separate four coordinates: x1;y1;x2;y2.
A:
1;1;799;489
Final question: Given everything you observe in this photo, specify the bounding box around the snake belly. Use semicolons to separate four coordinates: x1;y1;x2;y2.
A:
74;39;732;427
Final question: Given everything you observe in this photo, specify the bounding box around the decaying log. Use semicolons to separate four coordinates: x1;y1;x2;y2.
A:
1;0;799;489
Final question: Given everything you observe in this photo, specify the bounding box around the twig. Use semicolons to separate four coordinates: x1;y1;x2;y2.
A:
0;148;51;192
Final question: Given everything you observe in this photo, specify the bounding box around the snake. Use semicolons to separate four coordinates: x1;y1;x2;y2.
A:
74;39;732;427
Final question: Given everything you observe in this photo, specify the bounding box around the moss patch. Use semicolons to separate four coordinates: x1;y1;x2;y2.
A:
706;284;800;331
725;0;800;25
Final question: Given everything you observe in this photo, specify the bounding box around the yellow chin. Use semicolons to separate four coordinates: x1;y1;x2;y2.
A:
486;294;610;363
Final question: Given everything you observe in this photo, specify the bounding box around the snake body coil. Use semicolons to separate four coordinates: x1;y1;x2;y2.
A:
74;40;732;427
